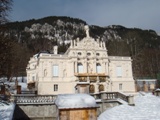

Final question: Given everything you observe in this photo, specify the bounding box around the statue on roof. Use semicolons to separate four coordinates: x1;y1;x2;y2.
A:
84;25;90;38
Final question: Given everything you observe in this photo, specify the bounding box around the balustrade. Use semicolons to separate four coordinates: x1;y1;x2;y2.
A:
13;95;56;104
12;92;131;105
117;92;129;102
77;76;107;82
90;92;130;103
99;92;129;103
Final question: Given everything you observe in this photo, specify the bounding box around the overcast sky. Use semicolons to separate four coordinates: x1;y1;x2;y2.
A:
11;0;160;32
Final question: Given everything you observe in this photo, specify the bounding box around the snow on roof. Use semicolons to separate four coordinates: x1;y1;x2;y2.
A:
0;102;15;120
155;88;160;91
98;93;160;120
55;94;98;109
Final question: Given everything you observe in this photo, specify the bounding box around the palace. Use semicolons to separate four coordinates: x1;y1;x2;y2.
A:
26;25;135;95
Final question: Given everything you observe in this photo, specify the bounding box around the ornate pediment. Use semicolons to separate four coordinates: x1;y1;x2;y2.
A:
70;25;106;50
66;25;107;56
77;37;102;50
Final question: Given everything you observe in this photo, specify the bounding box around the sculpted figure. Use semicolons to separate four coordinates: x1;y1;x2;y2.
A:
84;25;90;38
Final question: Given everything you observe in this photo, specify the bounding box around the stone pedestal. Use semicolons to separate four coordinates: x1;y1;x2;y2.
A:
17;85;21;94
149;84;155;91
128;95;135;106
143;84;148;92
135;84;140;92
155;90;160;96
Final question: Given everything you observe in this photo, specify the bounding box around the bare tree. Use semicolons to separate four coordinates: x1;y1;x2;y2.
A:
0;0;13;82
0;0;12;24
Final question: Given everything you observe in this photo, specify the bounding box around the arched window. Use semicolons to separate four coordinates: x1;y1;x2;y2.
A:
78;52;82;55
96;63;102;73
89;85;95;93
99;84;104;92
77;63;83;73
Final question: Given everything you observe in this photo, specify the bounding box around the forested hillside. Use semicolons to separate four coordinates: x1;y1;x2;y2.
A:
1;16;160;80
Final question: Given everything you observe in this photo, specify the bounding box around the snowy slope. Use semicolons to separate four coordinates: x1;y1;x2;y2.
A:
0;102;15;120
98;93;160;120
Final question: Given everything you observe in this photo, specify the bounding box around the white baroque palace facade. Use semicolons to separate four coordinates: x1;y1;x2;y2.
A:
26;26;135;95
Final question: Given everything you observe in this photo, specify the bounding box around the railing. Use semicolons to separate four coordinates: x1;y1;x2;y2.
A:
117;92;129;102
77;76;107;82
91;92;130;103
105;92;118;100
11;92;132;105
12;95;57;105
90;93;101;99
21;90;37;94
109;56;131;60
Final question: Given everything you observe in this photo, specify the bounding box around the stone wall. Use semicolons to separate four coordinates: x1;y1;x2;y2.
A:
97;101;120;116
13;104;57;120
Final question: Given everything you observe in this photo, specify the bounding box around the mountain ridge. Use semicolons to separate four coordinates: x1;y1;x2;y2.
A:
1;16;160;79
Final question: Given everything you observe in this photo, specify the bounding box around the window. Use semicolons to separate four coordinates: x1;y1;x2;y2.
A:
96;53;100;56
96;63;102;73
53;65;59;77
87;52;91;56
78;52;82;55
99;84;104;92
119;83;122;90
54;84;58;91
77;63;83;73
116;66;122;77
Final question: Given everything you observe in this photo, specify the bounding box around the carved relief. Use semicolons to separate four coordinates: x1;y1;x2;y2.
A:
126;69;128;77
88;63;93;73
79;77;87;82
63;69;66;77
89;77;97;82
44;69;47;77
89;85;95;93
99;84;104;92
99;77;106;82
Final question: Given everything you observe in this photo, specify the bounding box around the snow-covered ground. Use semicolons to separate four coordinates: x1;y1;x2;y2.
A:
0;77;26;120
98;93;160;120
0;101;15;120
1;77;28;94
1;77;160;120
